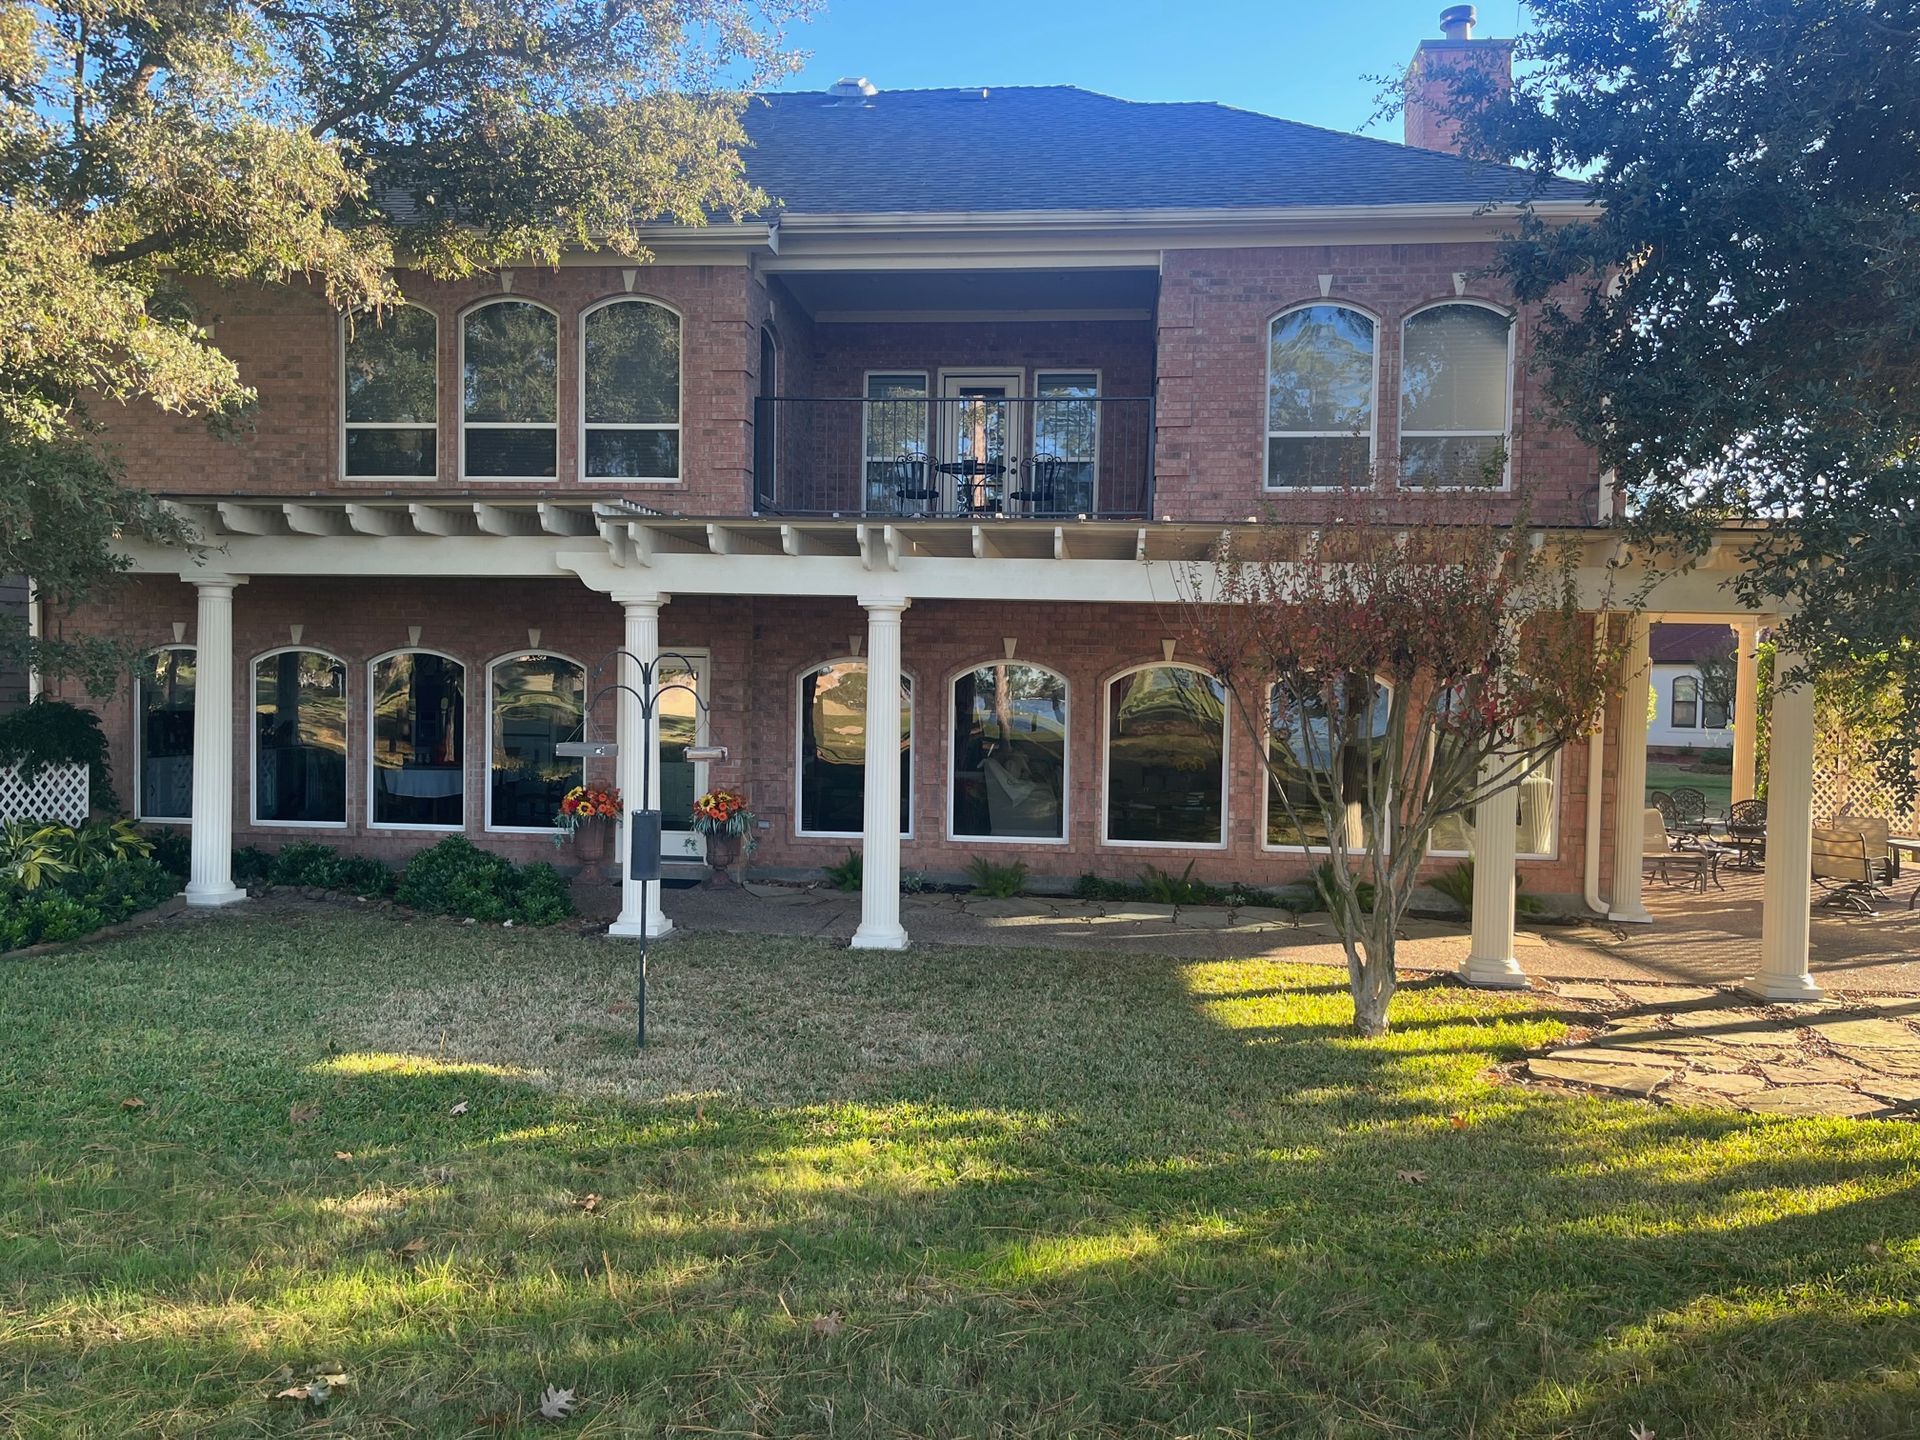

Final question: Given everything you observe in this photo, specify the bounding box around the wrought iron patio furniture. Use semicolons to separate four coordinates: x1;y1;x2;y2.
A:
1725;799;1767;868
870;451;938;516
1668;786;1713;840
1648;790;1676;830
1010;454;1069;515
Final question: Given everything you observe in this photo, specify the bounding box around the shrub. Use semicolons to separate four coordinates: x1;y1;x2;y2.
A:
824;849;862;892
1139;861;1223;907
1311;859;1376;914
0;842;177;952
0;698;116;812
232;846;273;884
900;870;930;894
1422;858;1544;919
395;837;576;924
143;826;192;880
69;855;177;921
266;841;395;897
1074;872;1138;901
966;856;1028;899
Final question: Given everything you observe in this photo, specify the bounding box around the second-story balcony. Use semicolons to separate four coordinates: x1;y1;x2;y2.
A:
751;390;1155;521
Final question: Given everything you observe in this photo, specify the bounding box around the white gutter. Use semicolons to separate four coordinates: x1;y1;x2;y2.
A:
1584;612;1610;916
770;200;1594;233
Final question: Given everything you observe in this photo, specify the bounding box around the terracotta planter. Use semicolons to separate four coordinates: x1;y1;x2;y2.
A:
569;817;612;864
706;830;740;879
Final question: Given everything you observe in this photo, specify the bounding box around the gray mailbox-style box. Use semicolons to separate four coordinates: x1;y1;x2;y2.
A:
628;808;663;881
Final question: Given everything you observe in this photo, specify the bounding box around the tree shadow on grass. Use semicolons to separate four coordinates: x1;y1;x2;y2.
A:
3;910;1919;1437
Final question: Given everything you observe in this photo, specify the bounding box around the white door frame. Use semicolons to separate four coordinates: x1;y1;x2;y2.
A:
937;369;1023;513
658;648;711;860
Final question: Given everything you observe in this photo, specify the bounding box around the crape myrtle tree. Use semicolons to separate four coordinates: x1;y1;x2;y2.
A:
0;0;804;690
1180;489;1637;1037
1442;0;1920;799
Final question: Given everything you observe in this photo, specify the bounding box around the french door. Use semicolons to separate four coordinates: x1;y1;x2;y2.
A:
657;650;710;860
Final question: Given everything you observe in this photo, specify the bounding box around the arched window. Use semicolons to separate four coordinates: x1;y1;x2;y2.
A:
1671;675;1700;729
1267;676;1393;850
582;298;681;480
137;646;195;821
488;653;587;831
951;662;1067;841
462;299;557;479
1399;302;1512;488
252;649;348;825
1104;664;1227;846
797;660;912;837
369;650;466;828
1266;304;1376;489
342;305;438;479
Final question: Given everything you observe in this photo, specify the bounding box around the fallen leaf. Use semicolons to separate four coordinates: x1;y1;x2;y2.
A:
120;1096;144;1110
694;1100;706;1124
1448;1113;1469;1130
538;1384;577;1419
570;1193;601;1214
607;1001;635;1016
448;1100;469;1117
289;1103;320;1126
391;1236;428;1259
1395;1169;1428;1185
334;1151;354;1161
1629;1426;1655;1440
810;1310;844;1337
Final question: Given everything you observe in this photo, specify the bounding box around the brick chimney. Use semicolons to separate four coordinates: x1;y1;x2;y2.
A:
1403;5;1514;155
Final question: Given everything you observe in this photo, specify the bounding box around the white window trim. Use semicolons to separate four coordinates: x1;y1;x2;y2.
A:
1261;676;1395;856
459;297;559;484
339;304;440;485
945;658;1070;846
1100;661;1230;850
248;646;350;829
1426;748;1564;863
1031;369;1103;516
794;657;916;841
577;295;684;486
482;650;588;835
134;644;195;825
656;649;712;860
367;647;468;832
1671;675;1701;729
1262;301;1381;493
1396;298;1516;493
860;370;931;517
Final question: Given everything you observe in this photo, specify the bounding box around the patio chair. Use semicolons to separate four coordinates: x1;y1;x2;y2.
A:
1811;826;1882;915
1726;798;1767;867
1648;791;1677;830
1833;812;1896;887
1642;808;1716;892
1669;787;1709;829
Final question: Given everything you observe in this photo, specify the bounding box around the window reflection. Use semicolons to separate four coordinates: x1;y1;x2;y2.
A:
1267;677;1393;849
798;661;911;835
371;652;465;827
1105;665;1225;844
138;647;195;821
254;650;348;824
489;654;585;829
952;664;1066;839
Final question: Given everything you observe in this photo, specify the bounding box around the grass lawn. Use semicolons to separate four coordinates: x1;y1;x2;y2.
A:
4;910;1919;1437
1646;760;1734;815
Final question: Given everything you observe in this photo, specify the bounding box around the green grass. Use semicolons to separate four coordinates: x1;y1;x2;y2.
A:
3;912;1919;1437
1646;760;1734;814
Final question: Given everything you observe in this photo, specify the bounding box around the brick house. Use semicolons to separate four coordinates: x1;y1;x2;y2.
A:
42;11;1824;996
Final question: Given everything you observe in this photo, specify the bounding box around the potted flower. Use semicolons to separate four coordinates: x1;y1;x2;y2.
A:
690;789;756;880
554;782;622;863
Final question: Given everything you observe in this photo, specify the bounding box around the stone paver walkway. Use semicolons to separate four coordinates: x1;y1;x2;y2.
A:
1522;981;1920;1118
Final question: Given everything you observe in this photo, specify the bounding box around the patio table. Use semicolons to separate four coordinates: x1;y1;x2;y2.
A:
1892;836;1920;909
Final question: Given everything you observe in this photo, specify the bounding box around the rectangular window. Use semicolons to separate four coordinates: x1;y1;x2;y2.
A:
863;373;930;515
138;649;195;821
1030;372;1099;514
343;307;438;480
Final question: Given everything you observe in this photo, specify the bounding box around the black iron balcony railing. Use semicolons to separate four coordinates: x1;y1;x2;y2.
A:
751;394;1154;520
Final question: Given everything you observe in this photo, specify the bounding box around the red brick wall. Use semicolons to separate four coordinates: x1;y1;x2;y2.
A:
46;581;1592;895
94;265;758;514
1154;243;1601;525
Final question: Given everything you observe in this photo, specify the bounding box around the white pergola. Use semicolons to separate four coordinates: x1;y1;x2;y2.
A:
127;499;1818;999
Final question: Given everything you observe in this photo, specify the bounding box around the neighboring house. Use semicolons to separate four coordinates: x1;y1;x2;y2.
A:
38;9;1812;980
1647;623;1735;751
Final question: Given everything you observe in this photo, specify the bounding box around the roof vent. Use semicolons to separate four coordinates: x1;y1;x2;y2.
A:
826;76;877;98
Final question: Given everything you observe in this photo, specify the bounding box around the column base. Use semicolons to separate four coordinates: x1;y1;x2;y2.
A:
1458;953;1529;989
1607;905;1654;925
184;884;249;909
850;924;909;951
607;916;674;940
1742;970;1823;1002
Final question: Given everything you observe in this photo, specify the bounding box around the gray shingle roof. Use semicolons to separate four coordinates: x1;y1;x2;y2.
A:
741;85;1588;216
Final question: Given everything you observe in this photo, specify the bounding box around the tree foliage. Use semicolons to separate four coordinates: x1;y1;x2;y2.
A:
1451;0;1920;795
1180;489;1641;1036
0;0;803;688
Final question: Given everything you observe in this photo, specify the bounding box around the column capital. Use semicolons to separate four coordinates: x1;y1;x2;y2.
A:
858;595;910;615
612;592;669;612
191;573;248;593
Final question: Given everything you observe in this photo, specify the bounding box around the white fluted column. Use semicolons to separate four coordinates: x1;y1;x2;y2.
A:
609;594;672;940
1609;614;1653;923
1732;619;1761;804
851;597;909;950
1747;652;1820;1000
1459;757;1526;988
184;576;247;907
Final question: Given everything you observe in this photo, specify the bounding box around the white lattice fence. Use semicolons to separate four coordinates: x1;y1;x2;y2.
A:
1812;762;1920;832
0;762;90;826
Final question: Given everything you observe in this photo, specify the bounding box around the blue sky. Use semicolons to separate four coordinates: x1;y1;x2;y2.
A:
779;0;1532;134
